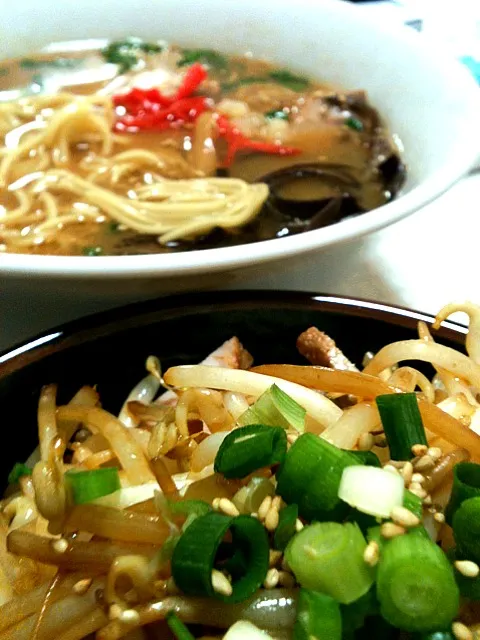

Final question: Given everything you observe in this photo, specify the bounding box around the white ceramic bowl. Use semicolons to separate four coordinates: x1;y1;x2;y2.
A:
2;0;480;283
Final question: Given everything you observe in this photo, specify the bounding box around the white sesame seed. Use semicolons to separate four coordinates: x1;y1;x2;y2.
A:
264;568;280;589
269;549;282;567
434;512;446;524
380;522;406;539
218;498;240;517
409;481;423;492
455;560;480;578
73;578;93;595
390;506;420;528
295;518;304;532
411;473;425;484
414;455;435;472
51;538;69;554
412;444;428;457
119;609;140;624
265;506;280;531
427;446;443;461
363;541;379;566
423;494;432;506
452;622;473;640
212;497;221;511
383;464;400;475
358;433;374;451
277;570;296;588
401;461;413;486
409;486;428;500
211;569;233;597
258;496;273;521
272;496;283;510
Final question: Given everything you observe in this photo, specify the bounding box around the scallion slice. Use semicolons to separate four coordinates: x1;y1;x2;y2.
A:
294;589;342;640
445;462;480;524
376;393;427;460
348;450;381;467
167;499;212;518
166;611;195;640
8;462;32;485
214;424;287;479
274;504;299;551
338;466;404;519
376;529;459;631
65;467;120;505
276;433;359;521
171;512;269;602
238;384;306;433
341;588;378;636
233;477;275;514
452;496;480;563
418;633;456;640
285;522;374;604
404;489;423;519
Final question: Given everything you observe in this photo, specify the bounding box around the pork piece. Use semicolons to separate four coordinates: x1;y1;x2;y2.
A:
296;327;358;371
156;337;252;406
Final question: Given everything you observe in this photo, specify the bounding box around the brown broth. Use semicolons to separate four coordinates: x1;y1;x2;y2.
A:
0;41;405;256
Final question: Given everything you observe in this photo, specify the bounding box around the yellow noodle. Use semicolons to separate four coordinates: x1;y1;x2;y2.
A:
387;366;435;403
433;302;480;364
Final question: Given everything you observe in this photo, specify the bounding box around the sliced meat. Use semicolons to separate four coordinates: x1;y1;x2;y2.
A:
296;327;358;371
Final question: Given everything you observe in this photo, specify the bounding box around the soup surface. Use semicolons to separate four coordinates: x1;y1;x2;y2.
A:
0;39;405;256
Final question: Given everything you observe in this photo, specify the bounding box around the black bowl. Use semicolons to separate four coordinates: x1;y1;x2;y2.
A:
0;291;467;479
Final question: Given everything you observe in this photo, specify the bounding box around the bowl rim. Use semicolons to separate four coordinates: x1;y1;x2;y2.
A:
1;0;480;278
0;290;467;378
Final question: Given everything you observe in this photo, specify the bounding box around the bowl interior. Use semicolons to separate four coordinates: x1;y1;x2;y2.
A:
0;291;466;479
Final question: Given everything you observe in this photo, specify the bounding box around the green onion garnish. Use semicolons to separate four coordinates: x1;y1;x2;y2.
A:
167;499;212;518
452;496;480;563
341;588;378;636
418;633;457;640
82;245;103;257
286;521;374;604
276;433;359;521
179;49;228;69
20;57;84;70
404;489;423;519
445;462;480;524
238;384;306;433
268;69;310;92
376;529;459;631
274;503;299;551
294;588;342;640
171;512;269;602
65;467;120;505
107;222;120;233
166;611;195;640
232;477;275;514
8;462;32;485
345;116;364;132
102;37;162;73
376;393;427;460
265;109;289;121
348;450;381;467
214;424;287;479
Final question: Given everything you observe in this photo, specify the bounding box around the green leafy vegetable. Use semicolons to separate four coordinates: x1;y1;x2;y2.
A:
65;467;120;505
179;49;228;69
215;424;287;479
102;37;162;73
8;462;32;485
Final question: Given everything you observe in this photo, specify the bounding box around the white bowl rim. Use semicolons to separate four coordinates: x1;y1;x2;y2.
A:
2;0;480;279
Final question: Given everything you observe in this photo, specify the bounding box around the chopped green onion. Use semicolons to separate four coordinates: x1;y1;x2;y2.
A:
102;37;162;73
179;49;228;69
345;116;364;132
294;589;342;640
265;109;289;121
286;522;374;604
166;611;195;640
20;57;84;70
348;450;381;467
341;588;378;636
338;466;404;518
274;504;299;551
268;69;310;92
404;489;423;519
107;221;120;233
446;462;480;524
171;512;269;602
417;633;456;640
8;462;32;485
238;384;306;433
167;499;212;518
214;424;287;479
376;529;459;631
65;467;120;505
232;477;275;514
82;245;103;257
452;496;480;563
376;393;427;461
152;534;179;570
276;433;359;521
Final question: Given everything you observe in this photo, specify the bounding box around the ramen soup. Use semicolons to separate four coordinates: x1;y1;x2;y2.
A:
0;39;405;256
